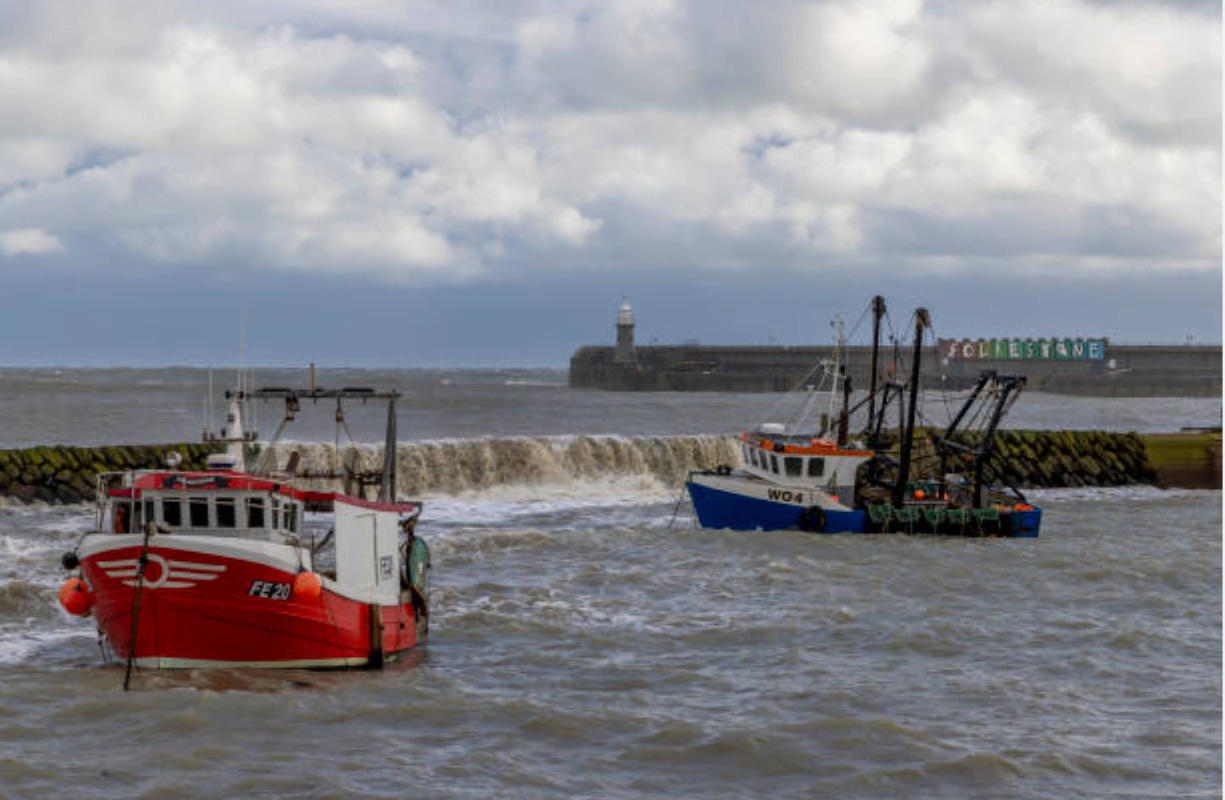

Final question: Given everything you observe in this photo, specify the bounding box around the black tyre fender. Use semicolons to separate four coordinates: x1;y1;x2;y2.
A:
797;505;826;533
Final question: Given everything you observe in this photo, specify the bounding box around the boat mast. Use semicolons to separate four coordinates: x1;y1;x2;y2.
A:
826;315;845;432
866;295;885;433
973;375;1025;508
379;396;398;503
893;333;904;438
934;370;995;499
243;386;402;492
836;366;852;447
893;308;930;509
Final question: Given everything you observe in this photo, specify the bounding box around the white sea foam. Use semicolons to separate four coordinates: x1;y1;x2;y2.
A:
437;590;733;636
421;475;674;523
0;626;91;666
0;534;55;561
1028;485;1220;502
261;434;738;498
503;379;565;387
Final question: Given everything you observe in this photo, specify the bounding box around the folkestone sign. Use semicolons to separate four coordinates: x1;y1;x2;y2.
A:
939;338;1107;361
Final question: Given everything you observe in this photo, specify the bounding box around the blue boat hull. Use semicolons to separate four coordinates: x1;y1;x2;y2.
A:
686;476;1041;537
1011;508;1042;538
686;479;866;533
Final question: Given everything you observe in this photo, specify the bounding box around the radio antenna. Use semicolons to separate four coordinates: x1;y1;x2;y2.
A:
237;312;247;397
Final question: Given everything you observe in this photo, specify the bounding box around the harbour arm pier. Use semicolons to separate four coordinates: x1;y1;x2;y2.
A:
570;301;1222;397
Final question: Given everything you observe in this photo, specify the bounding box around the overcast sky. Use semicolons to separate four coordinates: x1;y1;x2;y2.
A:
0;0;1219;366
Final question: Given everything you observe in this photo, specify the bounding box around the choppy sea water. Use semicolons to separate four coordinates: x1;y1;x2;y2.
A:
0;369;1219;799
0;366;1219;448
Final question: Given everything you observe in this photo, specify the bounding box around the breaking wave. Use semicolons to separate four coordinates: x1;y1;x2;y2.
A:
0;580;52;619
263;434;740;498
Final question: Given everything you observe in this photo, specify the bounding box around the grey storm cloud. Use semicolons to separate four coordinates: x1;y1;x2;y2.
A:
0;0;1218;286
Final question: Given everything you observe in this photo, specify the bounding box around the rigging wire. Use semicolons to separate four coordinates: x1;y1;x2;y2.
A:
786;385;822;433
839;300;873;379
762;296;874;431
845;300;873;344
753;359;823;427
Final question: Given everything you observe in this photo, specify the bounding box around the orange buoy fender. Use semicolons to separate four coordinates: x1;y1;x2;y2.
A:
58;577;94;616
293;571;322;602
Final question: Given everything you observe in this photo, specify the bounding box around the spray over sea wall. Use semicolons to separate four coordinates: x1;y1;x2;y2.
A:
0;430;1214;505
269;429;1218;495
266;435;743;497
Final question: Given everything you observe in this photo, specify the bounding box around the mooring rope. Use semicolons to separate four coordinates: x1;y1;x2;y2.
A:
122;519;155;691
667;482;689;530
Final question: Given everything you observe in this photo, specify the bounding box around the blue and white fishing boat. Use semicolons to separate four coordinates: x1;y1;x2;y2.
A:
686;306;874;533
686;299;1042;537
685;431;873;533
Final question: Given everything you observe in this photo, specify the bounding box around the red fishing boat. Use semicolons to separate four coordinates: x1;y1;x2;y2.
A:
57;384;430;678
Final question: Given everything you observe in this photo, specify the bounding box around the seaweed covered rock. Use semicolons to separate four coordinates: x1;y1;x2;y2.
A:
0;442;224;504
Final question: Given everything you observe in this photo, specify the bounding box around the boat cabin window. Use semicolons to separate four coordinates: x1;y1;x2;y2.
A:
769;453;780;474
216;497;236;528
808;458;825;478
785;457;803;477
127;493;301;534
247;497;265;529
189;497;209;528
163;498;182;527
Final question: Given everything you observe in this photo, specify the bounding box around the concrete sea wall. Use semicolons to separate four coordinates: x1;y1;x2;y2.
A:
1136;431;1223;490
571;344;1223;397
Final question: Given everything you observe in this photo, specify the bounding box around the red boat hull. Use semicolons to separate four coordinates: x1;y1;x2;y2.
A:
80;540;423;669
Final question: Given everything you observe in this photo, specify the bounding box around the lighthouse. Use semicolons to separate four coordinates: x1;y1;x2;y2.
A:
615;298;636;363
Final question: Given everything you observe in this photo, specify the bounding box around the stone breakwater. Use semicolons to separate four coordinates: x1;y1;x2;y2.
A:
901;429;1218;490
0;431;1217;505
0;443;222;504
910;430;1156;488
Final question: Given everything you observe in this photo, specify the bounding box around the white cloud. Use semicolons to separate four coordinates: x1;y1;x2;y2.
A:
961;0;1220;146
0;0;1216;284
0;228;65;256
788;0;931;118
